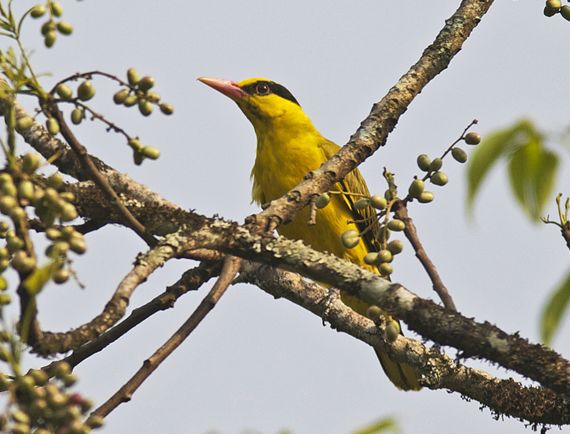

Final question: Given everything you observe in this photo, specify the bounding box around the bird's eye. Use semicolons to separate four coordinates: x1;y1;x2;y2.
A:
255;82;270;95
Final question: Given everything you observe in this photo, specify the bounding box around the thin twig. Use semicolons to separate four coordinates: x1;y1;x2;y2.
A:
394;204;457;311
42;261;221;372
92;256;241;419
49;106;156;246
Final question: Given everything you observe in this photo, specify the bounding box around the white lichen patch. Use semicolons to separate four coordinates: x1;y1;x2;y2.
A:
487;331;510;353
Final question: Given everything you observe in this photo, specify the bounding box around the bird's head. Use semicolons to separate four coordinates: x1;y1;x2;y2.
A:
198;77;313;134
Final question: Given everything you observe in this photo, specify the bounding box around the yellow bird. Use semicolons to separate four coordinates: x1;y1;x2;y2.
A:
199;76;421;391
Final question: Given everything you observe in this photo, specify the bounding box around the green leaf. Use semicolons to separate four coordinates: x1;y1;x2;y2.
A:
541;270;570;346
467;119;539;213
352;417;401;434
507;137;559;221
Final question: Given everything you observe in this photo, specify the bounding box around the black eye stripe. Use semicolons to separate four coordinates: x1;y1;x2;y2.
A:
241;80;300;106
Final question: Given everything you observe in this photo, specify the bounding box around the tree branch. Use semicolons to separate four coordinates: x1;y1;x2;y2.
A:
91;256;240;419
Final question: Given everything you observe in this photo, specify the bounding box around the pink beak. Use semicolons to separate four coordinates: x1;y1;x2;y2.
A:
198;77;246;100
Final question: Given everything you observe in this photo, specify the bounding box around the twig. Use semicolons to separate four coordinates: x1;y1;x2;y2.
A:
394;204;457;311
28;238;179;355
92;256;241;419
308;197;318;225
42;261;221;372
48;106;156;246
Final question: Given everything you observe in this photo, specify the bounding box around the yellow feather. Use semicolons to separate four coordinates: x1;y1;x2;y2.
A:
201;76;421;391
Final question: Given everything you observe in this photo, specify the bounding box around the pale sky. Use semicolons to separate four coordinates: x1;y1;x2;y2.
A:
6;1;570;433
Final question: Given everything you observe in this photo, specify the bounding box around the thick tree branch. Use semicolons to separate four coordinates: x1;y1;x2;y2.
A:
239;263;570;426
92;256;240;419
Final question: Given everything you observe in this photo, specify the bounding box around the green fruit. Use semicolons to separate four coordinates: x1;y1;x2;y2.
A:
123;94;138;107
23;153;41;174
146;91;161;103
47;172;64;189
69;236;87;254
546;0;561;9
53;361;71;378
0;294;10;305
9;206;26;221
138;99;153;116
378;249;393;263
28;369;48;386
60;203;78;221
113;89;129;104
418;191;434;203
370;195;387;210
59;192;75;202
46;117;60;135
55;83;73;99
56;21;73;35
387;219;405;231
354;198;370;210
86;415;104;428
71;107;84;125
429;158;443;172
138;76;155;91
44;30;57;48
141;146;160;160
315;193;330;209
408;179;424;198
0;248;8;260
417;154;431;171
133;151;144;166
364;252;379;266
544;5;559;16
561;4;570;20
385;320;400;342
0;276;7;291
387;240;404;255
16;116;34;132
18;180;34;201
6;236;24;253
41;20;56;35
53;268;70;284
0;260;9;272
0;196;17;214
127;67;140;86
1;181;16;197
451;147;467;163
464;131;481;145
46;228;62;240
77;81;95;101
12;251;36;273
159;102;174;115
128;138;144;152
50;1;64;17
430;171;448;186
30;4;47;18
341;229;360;249
379;262;393;276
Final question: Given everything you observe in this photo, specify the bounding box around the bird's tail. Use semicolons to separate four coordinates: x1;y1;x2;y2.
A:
374;342;421;391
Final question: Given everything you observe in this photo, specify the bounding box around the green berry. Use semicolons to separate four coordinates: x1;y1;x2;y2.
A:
0;277;7;292
133;151;144;166
71;107;85;125
378;249;393;263
60;203;78;221
18;180;34;201
86;415;104;428
0;196;17;214
546;0;561;9
408;179;425;198
418;191;434;203
417;154;431;171
544;5;559;16
77;80;95;101
430;171;449;186
30;4;47;18
15;116;34;132
23;153;41;174
464;131;481;145
379;262;393;276
53;268;70;284
47;172;64;190
138;76;155;91
44;30;57;48
55;83;73;99
385;320;400;342
370;195;387;210
141;146;160;160
127;68;140;86
12;251;36;273
146;91;161;103
159;102;174;115
41;20;56;35
561;4;570;20
387;240;404;255
113;89;129;104
56;21;73;35
50;1;64;17
354;198;370;210
69;236;87;254
46;117;60;135
128;138;144;152
123;94;138;107
451;147;467;163
387;219;405;232
341;229;360;249
364;252;379;266
315;193;331;209
429;158;443;172
138;99;153;116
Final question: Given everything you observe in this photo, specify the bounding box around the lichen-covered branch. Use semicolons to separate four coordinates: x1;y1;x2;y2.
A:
239;263;570;426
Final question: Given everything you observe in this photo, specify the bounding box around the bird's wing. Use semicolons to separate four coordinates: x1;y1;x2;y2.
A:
318;139;381;253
